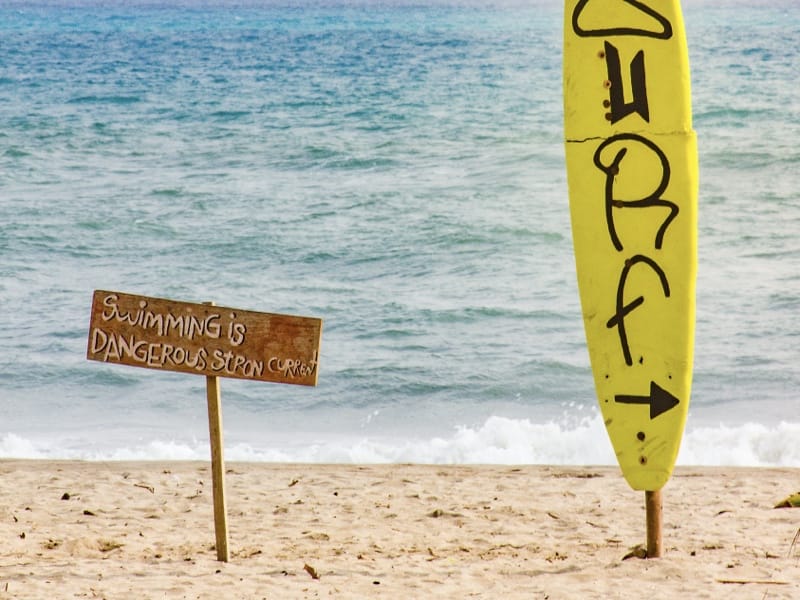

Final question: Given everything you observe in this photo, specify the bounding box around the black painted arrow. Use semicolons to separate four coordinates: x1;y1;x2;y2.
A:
614;381;679;420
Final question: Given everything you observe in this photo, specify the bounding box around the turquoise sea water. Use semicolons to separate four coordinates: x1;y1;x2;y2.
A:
0;0;798;465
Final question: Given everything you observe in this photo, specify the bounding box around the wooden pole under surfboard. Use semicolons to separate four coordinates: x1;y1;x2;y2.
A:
563;0;698;557
645;490;663;558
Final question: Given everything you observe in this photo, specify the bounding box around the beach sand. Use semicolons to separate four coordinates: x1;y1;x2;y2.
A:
1;461;798;599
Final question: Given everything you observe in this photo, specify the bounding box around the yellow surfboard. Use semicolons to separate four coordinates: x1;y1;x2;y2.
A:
563;0;697;491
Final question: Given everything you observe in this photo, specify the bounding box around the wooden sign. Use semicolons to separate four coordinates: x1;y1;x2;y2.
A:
87;290;322;386
87;290;323;562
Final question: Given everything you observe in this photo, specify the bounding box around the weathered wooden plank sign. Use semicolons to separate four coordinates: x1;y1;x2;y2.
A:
87;290;321;386
86;289;322;562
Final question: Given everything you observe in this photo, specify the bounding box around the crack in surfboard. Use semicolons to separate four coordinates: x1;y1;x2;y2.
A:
566;130;693;144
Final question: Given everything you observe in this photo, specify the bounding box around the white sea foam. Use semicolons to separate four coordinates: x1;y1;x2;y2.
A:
679;421;800;467
2;417;798;467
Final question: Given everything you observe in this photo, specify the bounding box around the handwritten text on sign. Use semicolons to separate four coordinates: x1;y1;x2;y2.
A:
571;1;680;369
87;290;322;386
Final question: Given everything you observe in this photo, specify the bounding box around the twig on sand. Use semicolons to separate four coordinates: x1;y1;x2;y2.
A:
789;527;800;559
304;563;321;580
716;578;789;585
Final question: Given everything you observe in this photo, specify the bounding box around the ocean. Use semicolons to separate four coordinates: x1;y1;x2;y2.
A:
1;0;798;466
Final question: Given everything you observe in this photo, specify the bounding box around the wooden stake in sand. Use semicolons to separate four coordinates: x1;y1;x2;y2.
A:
204;302;229;562
645;490;663;558
206;368;229;561
87;290;323;562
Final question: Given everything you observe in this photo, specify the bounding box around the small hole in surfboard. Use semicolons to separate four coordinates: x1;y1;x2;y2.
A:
637;432;646;441
639;456;647;465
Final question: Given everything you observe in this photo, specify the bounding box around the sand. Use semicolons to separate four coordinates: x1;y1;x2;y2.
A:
1;460;798;598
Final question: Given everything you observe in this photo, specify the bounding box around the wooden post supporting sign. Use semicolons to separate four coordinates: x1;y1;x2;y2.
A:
203;301;229;562
87;290;322;562
206;371;229;561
